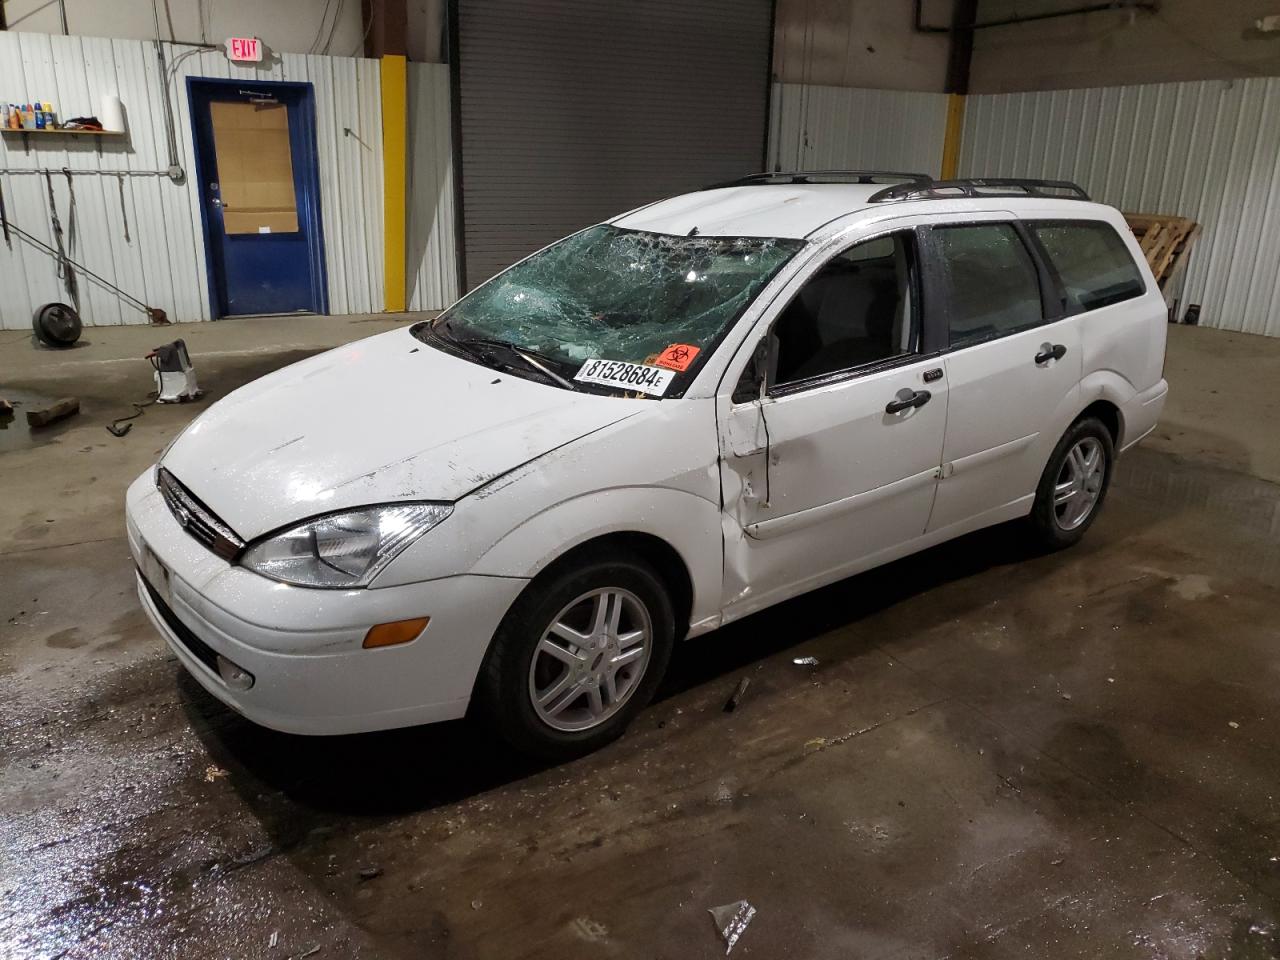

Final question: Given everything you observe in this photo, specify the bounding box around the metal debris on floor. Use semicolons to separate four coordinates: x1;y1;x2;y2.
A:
792;656;819;666
708;900;757;954
723;677;750;712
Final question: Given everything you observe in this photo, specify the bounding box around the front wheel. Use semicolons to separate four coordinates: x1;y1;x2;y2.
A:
474;553;675;760
1027;417;1115;549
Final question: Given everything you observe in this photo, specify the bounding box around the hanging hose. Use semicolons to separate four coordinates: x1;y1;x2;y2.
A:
44;171;79;310
117;173;131;243
3;216;167;323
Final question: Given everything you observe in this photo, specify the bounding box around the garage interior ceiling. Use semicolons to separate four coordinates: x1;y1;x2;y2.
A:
454;0;775;291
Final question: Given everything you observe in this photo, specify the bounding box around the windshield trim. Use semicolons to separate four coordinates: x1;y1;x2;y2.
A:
423;224;805;400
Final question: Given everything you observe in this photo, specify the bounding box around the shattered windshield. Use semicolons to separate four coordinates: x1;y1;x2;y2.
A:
424;225;803;396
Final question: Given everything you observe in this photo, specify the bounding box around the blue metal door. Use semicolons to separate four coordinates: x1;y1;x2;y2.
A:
189;79;327;317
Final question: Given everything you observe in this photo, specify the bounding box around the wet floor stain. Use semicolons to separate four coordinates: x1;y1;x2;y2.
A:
1;448;1279;959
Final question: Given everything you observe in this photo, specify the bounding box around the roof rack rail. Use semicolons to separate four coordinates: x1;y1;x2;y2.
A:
703;170;933;190
868;177;1090;203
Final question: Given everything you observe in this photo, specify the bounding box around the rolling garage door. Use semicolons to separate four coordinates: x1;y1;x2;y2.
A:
455;0;775;290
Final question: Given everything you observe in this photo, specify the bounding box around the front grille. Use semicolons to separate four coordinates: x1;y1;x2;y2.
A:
157;468;244;560
139;570;221;674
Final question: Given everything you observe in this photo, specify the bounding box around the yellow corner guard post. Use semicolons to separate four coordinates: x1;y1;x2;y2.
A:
941;93;965;180
381;54;408;313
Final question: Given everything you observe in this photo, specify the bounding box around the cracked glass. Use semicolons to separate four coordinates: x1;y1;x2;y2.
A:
428;225;803;394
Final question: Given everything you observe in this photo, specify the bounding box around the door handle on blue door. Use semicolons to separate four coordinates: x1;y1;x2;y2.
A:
885;388;931;414
1035;343;1067;364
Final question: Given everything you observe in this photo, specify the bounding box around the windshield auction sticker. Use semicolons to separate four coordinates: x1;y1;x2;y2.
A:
654;343;700;372
574;358;675;397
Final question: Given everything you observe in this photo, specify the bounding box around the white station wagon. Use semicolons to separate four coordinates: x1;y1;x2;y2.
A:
126;172;1169;758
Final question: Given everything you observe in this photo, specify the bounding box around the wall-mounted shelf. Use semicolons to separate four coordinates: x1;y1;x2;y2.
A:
2;127;122;137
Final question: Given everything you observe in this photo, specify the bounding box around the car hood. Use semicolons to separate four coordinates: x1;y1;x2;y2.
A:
162;327;648;539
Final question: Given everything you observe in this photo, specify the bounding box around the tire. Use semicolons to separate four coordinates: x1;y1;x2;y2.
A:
32;302;82;348
1027;416;1115;550
474;552;675;760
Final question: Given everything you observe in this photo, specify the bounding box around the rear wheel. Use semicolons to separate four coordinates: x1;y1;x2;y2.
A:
475;553;675;760
1027;417;1115;549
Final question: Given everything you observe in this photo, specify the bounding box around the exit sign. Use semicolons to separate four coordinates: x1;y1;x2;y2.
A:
225;37;263;62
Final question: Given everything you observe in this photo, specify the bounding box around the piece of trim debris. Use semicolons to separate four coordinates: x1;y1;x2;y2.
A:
792;656;819;666
298;946;321;958
357;866;383;881
26;396;79;428
723;677;750;713
708;900;757;954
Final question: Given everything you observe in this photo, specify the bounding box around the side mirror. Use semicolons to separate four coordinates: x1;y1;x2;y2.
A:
732;336;775;404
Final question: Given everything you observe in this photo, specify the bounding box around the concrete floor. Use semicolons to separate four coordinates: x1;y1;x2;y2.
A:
1;318;1278;959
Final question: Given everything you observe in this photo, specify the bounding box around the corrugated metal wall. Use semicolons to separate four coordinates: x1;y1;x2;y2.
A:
959;78;1280;338
767;82;949;176
0;30;385;329
405;62;458;312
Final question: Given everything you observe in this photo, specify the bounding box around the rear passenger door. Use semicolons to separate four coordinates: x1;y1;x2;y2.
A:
925;218;1082;534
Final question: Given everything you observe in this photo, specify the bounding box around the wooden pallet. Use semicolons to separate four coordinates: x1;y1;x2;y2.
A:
1123;213;1201;289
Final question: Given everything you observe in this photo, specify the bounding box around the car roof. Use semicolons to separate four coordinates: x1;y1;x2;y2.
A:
612;184;886;240
611;183;1115;241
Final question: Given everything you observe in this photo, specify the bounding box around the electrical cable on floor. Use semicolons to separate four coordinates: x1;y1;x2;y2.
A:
106;394;159;437
107;357;162;437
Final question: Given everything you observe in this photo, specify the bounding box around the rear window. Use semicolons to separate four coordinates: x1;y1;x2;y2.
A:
1031;221;1145;312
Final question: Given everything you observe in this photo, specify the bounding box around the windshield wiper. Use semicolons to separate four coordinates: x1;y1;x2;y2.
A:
439;323;579;392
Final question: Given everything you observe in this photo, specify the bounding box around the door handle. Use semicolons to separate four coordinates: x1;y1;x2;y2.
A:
885;388;931;414
1035;342;1067;364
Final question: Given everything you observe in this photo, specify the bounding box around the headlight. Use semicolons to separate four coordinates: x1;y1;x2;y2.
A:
240;503;452;588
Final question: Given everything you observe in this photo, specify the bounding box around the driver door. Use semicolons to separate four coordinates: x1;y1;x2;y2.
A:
717;227;948;620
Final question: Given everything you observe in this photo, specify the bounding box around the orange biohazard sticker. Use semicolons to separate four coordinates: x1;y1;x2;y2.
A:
654;343;700;372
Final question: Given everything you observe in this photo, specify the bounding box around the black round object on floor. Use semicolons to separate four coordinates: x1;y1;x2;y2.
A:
32;302;82;348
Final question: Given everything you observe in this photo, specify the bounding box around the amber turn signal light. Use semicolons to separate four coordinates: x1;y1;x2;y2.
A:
362;617;429;649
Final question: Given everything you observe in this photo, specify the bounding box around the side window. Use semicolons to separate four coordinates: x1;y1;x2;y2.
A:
935;223;1044;349
1031;220;1145;312
770;232;920;388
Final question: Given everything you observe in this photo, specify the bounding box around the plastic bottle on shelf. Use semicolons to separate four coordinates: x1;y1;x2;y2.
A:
44;102;56;128
34;102;45;129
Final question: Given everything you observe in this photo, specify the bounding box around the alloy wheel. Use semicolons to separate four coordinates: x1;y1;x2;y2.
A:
1053;436;1106;531
528;588;653;732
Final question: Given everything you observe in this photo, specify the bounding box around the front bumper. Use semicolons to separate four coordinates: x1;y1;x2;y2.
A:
125;472;527;735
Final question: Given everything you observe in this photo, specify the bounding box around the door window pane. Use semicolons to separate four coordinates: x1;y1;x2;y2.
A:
210;101;299;235
1031;221;1145;311
936;224;1043;348
771;232;919;386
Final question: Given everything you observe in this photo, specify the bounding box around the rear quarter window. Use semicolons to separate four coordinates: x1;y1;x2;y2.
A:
1031;220;1146;312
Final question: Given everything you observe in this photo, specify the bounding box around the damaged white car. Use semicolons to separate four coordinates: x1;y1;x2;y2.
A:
126;172;1168;758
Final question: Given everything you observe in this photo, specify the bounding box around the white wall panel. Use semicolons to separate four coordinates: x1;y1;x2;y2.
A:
959;78;1280;338
768;82;949;177
0;30;386;329
405;62;458;311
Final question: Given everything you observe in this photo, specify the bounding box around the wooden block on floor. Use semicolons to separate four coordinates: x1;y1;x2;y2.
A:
26;396;80;428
